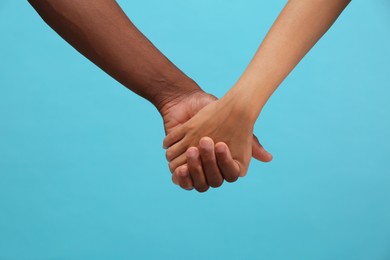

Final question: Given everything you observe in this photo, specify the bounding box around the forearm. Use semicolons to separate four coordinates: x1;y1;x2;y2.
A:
227;0;350;121
28;0;200;110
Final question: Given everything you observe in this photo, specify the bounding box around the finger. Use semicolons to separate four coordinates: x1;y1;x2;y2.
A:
251;135;273;162
166;139;188;161
172;171;179;185
168;153;187;173
163;127;185;149
215;142;240;183
174;165;193;190
186;147;209;192
199;137;224;188
172;164;194;189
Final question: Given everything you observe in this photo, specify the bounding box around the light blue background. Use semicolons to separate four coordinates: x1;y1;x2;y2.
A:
0;1;389;259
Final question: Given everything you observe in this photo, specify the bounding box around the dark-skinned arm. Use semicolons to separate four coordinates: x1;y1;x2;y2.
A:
28;0;199;110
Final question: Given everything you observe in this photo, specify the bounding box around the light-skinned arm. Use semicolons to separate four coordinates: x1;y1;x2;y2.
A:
165;0;351;182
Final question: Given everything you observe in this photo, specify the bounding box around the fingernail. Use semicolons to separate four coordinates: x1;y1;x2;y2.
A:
215;144;226;154
200;138;212;149
187;148;197;157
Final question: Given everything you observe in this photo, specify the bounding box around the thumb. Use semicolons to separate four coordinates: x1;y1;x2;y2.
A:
251;135;273;162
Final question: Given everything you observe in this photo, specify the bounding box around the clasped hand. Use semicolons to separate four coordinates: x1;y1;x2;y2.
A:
161;91;272;192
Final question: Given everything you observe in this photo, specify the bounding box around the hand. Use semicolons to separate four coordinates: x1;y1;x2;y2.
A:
160;90;272;192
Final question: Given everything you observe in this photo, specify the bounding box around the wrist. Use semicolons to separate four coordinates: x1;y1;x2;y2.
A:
222;84;266;124
152;77;202;113
219;89;259;128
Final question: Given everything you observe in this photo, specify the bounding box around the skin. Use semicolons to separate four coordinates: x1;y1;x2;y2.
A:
28;0;272;192
160;90;271;191
165;0;351;183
